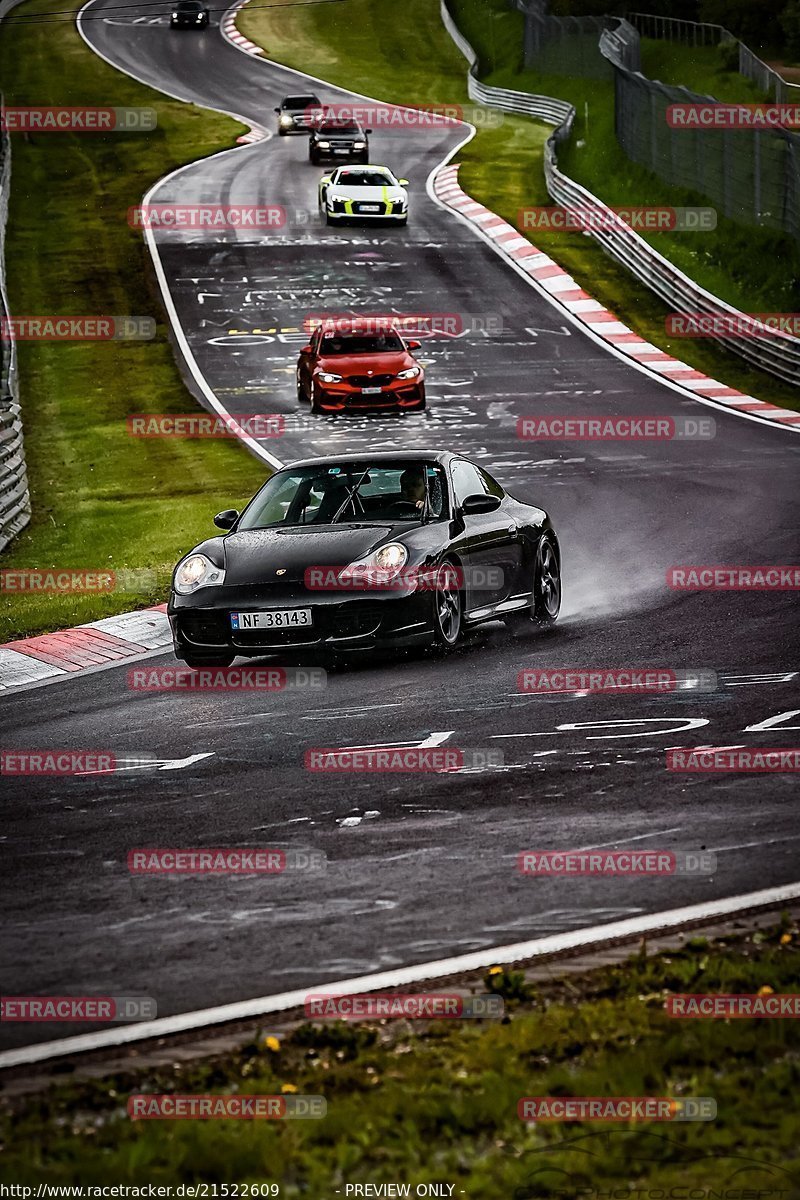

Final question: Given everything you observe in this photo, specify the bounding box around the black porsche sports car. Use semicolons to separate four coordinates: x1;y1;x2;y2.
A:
170;0;208;27
168;451;561;667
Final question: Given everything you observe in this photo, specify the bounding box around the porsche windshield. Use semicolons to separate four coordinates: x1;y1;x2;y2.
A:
238;463;447;529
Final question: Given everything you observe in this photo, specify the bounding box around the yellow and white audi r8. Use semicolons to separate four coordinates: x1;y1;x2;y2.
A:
318;165;409;225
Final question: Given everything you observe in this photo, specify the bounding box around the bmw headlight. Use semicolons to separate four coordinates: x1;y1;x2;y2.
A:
397;366;420;379
173;553;225;595
318;371;343;384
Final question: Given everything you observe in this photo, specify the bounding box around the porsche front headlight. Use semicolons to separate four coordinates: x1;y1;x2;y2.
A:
280;113;293;125
374;543;408;571
173;553;225;595
338;542;410;589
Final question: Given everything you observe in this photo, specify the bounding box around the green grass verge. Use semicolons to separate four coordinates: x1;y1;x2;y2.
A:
241;0;800;413
0;1;267;641
2;922;798;1190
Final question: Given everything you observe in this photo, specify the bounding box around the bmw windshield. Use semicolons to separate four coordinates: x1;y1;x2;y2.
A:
238;463;447;529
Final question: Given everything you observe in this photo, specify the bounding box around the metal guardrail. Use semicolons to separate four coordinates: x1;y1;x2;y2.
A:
439;0;800;387
0;109;31;553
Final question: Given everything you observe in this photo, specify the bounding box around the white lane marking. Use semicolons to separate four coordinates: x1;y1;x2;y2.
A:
744;709;800;732
75;753;215;775
339;732;455;750
573;827;682;852
708;833;800;854
3;881;799;1069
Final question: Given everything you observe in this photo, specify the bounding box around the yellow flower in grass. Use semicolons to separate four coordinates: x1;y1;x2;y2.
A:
780;933;792;945
263;1036;281;1052
280;1083;298;1094
757;986;774;996
488;966;503;977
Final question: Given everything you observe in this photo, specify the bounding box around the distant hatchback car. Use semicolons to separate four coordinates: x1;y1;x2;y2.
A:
297;322;425;413
274;93;323;135
318;165;409;225
309;118;370;165
170;0;208;27
168;450;562;667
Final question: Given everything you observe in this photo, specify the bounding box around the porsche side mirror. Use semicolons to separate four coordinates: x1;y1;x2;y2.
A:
300;345;313;354
461;493;502;515
406;339;421;350
214;509;239;530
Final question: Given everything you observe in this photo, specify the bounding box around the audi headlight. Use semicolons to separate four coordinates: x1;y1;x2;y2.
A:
280;113;293;125
173;553;225;595
397;366;420;379
317;140;331;148
318;372;343;384
352;141;366;149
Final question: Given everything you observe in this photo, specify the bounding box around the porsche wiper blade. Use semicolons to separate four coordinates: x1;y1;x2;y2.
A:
331;471;371;523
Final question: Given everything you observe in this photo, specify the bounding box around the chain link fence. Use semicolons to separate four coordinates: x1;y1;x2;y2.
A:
439;0;800;387
0;103;31;554
516;0;614;78
605;16;800;241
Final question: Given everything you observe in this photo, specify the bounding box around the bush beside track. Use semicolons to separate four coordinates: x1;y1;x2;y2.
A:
1;922;798;1190
240;0;800;413
0;0;267;641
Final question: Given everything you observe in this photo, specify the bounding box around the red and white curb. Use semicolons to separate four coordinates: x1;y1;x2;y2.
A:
433;164;800;433
0;605;172;694
221;0;264;58
219;1;269;143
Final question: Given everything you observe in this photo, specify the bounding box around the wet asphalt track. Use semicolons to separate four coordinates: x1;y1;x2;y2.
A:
1;0;799;1051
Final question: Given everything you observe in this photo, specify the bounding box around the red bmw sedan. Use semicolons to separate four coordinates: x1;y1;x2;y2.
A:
296;323;426;414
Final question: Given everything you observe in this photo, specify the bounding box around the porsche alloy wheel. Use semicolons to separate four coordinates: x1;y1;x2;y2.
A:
432;560;462;648
534;536;561;624
506;535;561;633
